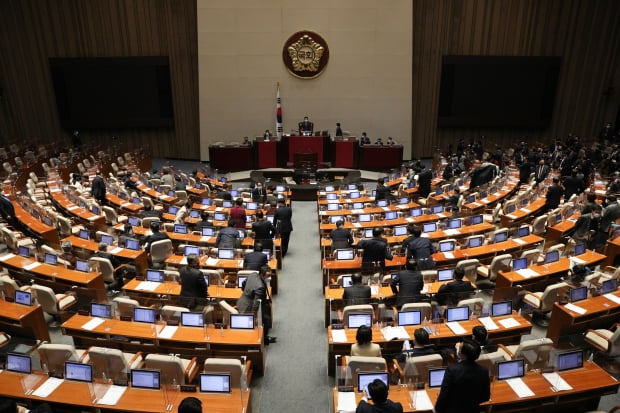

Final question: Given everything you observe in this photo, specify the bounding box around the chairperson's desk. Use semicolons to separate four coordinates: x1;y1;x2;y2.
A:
62;314;266;376
326;312;531;376
331;361;617;413
0;370;250;413
0;299;50;342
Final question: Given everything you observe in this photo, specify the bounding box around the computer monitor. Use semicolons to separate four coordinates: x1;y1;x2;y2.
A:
237;229;246;239
357;372;389;396
341;275;353;288
266;216;274;224
506;204;516;214
554;214;563;225
65;362;93;383
201;198;212;206
480;190;488;199
545;250;560;264
133;307;156;324
91;303;112;319
326;193;337;200
336;249;355;260
410;208;422;217
229;190;239;197
494;231;508;243
214;212;227;221
199;373;231;393
44;252;58;266
189;209;201;218
173;224;187;234
262;250;271;261
446;306;469;322
512;258;528;271
330;216;344;224
325;185;335;192
218;249;235;260
131;369;161;390
119;192;128;200
78;229;90;240
393;226;407;236
376;199;388;207
202;227;215;237
98;234;113;246
470;215;483;225
184;246;201;256
219;177;227;183
246;202;258;210
399;197;409;205
439;241;455;253
348;313;372;329
497;359;525;380
574;243;586;255
168;206;179;215
18;245;31;258
467;195;476;203
230;314;254;329
237;275;248;288
353;202;364;210
43;215;52;226
437;268;454;282
195;183;203;190
72;259;88;273
181;312;204;328
431;205;444;214
385;211;397;220
364;229;374;238
146;269;164;283
408;181;416;188
276;185;286;192
423;222;437;233
601;278;618;294
222;200;233;208
91;205;100;215
569;286;588;303
435;187;444;196
327;203;339;211
448;219;462;229
132;197;142;205
428;368;447;388
556;350;583;372
348;184;357;190
491;301;512;317
397;311;421;326
350;191;361;199
128;216;140;227
517;226;530;237
124;239;140;251
14;290;32;306
467;236;484;248
6;353;31;374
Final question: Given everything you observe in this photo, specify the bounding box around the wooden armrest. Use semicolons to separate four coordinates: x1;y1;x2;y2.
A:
130;352;143;365
185;357;198;383
496;343;514;358
245;360;253;386
603;266;617;273
392;358;404;381
585;329;611;352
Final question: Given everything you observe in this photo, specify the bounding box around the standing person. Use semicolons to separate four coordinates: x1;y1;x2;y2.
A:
534;158;550;185
356;227;393;273
402;225;435;270
252;211;275;252
435;339;490;413
72;130;82;148
179;254;207;309
416;164;433;198
160;168;174;187
252;182;267;204
236;265;275;345
0;192;16;227
543;177;563;212
374;179;392;201
91;170;106;205
356;379;403;413
390;260;424;309
330;220;354;249
273;199;293;257
229;198;247;229
335;122;343;137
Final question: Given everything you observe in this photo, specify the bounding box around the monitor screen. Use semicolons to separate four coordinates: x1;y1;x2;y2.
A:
125;239;140;251
327;203;339;212
348;184;357;190
512;258;527;271
18;246;31;258
437;268;454;282
168;206;179;215
399;197;409;204
128;216;140;227
199;373;231;393
350;191;361;199
146;269;164;282
358;214;372;223
398;311;421;326
480;190;488;199
341;275;353;287
201;198;212;206
78;229;90;240
364;229;374;238
423;223;437;233
556;350;583;372
574;243;586;255
44;253;57;266
358;372;389;396
131;369;161;390
184;246;201;256
353;202;364;210
601;278;618;294
491;301;512;317
133;307;156;323
325;186;335;192
219;177;227;183
218;249;235;260
237;275;248;288
230;314;254;329
376;199;388;207
6;353;31;374
201;227;215;237
276;185;286;192
439;241;455;252
91;303;112;319
74;259;89;273
393;226;407;236
545;250;560;264
246;202;258;210
266;216;274;223
132;197;141;205
91;206;100;215
120;192;128;200
469;215;483;225
100;234;113;246
15;290;32;306
435;188;444;195
432;205;444;214
410;208;422;217
517;226;530;237
180;312;204;327
167;190;176;197
262;250;271;261
195;183;202;189
494;231;508;243
467;195;476;203
446;306;469;322
229;190;239;197
43;216;52;226
348;313;372;329
336;249;355;260
384;211;397;220
189;209;201;218
448;219;462;229
222;201;233;208
428;368;447;388
497;359;525;380
173;224;187;234
468;236;483;248
569;286;588;303
326;193;337;200
330;216;344;224
214;213;227;221
554;214;563;225
237;230;246;239
65;362;93;383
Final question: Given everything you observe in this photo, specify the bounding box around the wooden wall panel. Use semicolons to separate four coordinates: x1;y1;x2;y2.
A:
0;0;199;160
411;0;620;158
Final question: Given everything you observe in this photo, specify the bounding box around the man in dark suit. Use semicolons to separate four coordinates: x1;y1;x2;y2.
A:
402;225;435;270
572;204;601;247
143;221;170;253
390;260;424;308
299;116;313;134
518;155;534;185
563;169;585;200
356;379;403;413
534;158;550;185
374;178;392;201
416;164;433;198
216;219;240;249
94;242;124;290
437;267;474;306
0;193;16;226
469;162;498;189
141;205;162;219
179;254;207;309
330;220;353;250
543;177;563;211
251;182;267;204
357;227;393;273
236;265;275;344
435;339;490;413
91;170;106;205
601;195;620;234
273;199;293;257
343;273;371;303
243;242;268;271
252;210;275;251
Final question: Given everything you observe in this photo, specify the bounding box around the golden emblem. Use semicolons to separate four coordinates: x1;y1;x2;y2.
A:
287;34;324;72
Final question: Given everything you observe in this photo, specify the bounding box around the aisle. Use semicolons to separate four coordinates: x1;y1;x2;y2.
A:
251;201;330;412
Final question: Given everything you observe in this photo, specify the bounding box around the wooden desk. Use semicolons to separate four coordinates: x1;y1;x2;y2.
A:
62;314;266;376
546;215;579;242
0;299;50;342
62;235;148;274
322;256;407;287
13;202;59;246
0;370;250;412
136;184;178;205
326;313;531;376
48;188;106;229
499;199;546;228
106;193;144;214
432;235;544;266
460;184;518;215
319;212;454;235
546;290;620;343
209;145;253;171
358;145;403;170
603;236;620;268
331;361;618;412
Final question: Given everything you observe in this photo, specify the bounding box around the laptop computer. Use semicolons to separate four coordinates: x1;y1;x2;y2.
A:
348;313;372;329
181;312;204;327
91;303;112;319
600;278;618;294
556;350;583;372
357;372;389;396
512;258;528;271
174;224;188;234
545;250;560;264
428;368;447;388
18;245;31;258
125;238;140;251
497;359;525;380
6;353;32;374
15;290;32;306
65;362;93;383
218;249;235;260
184;245;201;256
146;269;164;283
446;306;469;322
202;227;215;237
230;314;254;329
437;268;454;282
133;307;156;323
385;211;397;220
131;369;161;390
336;249;355;260
199;373;231;393
491;301;512;317
398;311;421;326
394;226;407;236
569;286;588;303
423;222;437;233
439;240;455;253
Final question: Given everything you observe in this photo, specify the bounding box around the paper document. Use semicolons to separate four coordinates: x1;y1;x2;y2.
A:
521;208;532;213
478;317;499;330
158;325;178;339
331;329;348;343
0;253;16;261
443;252;454;259
206;257;218;266
444;229;460;236
513;238;526;245
505;214;517;219
564;303;587;315
498;317;520;329
603;293;620;304
32;377;63;397
353;223;361;228
516;268;538;278
68;205;80;211
179;256;188;265
136;281;159;291
572;257;585;264
336;391;357;412
542;372;573;391
437;212;447;218
381;326;410;341
506;378;535;398
352;209;364;214
110;247;123;254
370;286;379;296
81;317;105;331
410;390;434;411
24;262;41;271
446;321;466;335
97;384;128;405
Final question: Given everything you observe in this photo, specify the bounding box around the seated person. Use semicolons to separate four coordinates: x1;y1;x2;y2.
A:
174;176;186;191
59;240;77;269
356;378;403;413
436;267;474;306
351;325;381;357
390;259;424;309
343;273;371;304
456;326;497;354
330;220;353;249
0;397;53;413
141;204;162;219
396;328;435;363
144;221;170;253
243;242;268;271
194;210;213;230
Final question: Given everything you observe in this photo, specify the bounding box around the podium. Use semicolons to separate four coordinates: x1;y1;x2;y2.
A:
255;141;278;169
285;135;328;166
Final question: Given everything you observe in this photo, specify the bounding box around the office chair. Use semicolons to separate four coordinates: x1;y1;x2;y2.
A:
341;304;374;327
144;353;198;385
149;239;173;266
477;350;509;377
392;353;443;384
113;296;141;320
521;282;568;327
219;300;239;326
38;343;88;375
160;305;189;324
477;253;512;281
344;356;387;387
496;338;554;371
397;302;432;322
204;357;253;389
31;284;77;327
87;346;143;382
89;256;117;284
584;323;620;358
